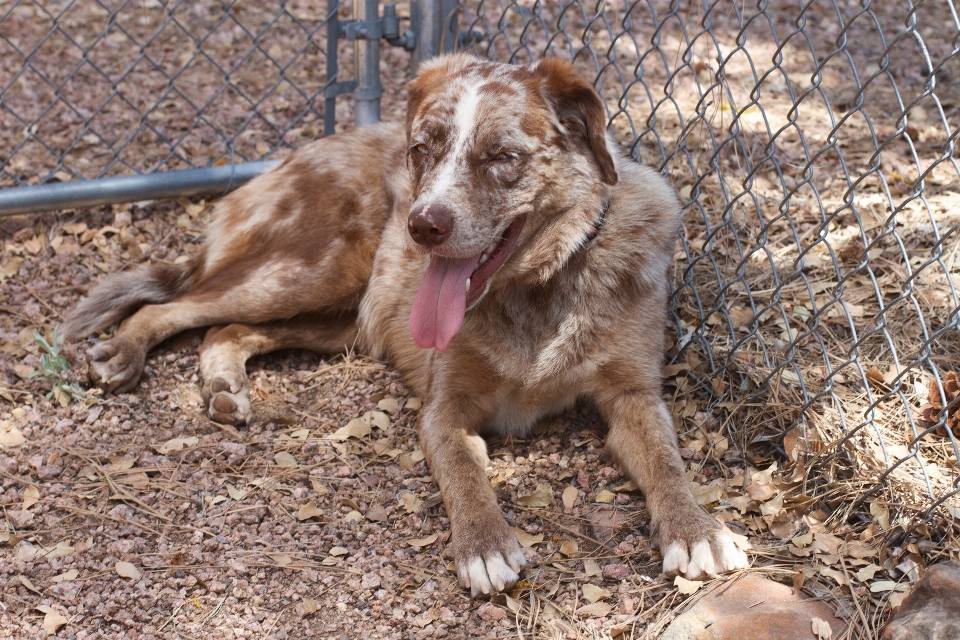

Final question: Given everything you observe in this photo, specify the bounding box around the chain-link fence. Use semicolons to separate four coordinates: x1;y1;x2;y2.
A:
452;0;960;547
2;1;959;551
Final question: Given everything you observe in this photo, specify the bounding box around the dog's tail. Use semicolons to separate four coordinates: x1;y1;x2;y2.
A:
60;254;204;343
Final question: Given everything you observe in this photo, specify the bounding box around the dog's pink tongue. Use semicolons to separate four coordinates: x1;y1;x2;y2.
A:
410;254;476;352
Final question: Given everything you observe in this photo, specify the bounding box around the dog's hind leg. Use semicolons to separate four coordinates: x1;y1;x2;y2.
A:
86;257;365;394
198;316;357;425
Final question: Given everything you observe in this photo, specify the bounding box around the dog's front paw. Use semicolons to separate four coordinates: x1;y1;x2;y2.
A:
453;523;527;597
87;337;147;394
201;374;252;425
660;515;749;580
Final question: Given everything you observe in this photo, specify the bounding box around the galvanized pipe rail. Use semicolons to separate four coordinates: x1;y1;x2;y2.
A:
0;1;430;218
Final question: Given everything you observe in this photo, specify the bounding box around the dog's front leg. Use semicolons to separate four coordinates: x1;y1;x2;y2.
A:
417;398;526;596
600;391;749;579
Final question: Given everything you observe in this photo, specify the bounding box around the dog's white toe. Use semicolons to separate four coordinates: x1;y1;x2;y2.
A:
662;527;749;580
458;545;525;597
687;539;719;577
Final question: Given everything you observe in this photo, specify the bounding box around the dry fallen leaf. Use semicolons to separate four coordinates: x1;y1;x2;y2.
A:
559;540;579;557
870;502;890;529
510;526;544;548
692;483;724;505
227;485;248;501
575;602;613;618
889;587;911;609
46;540;74;558
760;492;785;516
792;532;813;547
674;576;703;594
19;574;41;594
856;564;882;582
297;502;323;521
408;533;440;547
751;462;777;486
299;598;318;617
22;485;39;510
269;554;292;566
398;491;423;514
42;609;69;634
582;583;611;603
51;569;79;583
0;420;26;447
343;510;364;522
326;418;372;441
274;451;297;467
516;483;554;507
595;489;616;504
562;485;579;510
363;410;390;430
746;482;778;502
397;449;424;470
583;559;601;576
154;436;199;455
819;566;848;586
377;397;400;414
115;561;142;580
812;616;832;639
870;580;910;593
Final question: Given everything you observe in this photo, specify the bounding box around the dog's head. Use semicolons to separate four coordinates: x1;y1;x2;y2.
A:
405;53;617;351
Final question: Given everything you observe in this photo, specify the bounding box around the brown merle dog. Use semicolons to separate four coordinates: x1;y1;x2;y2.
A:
63;53;749;596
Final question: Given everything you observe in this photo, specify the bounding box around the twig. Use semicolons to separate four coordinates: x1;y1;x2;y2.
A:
261;606;287;639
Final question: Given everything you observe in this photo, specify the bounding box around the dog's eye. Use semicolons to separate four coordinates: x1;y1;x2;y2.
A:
490;151;517;163
412;143;429;157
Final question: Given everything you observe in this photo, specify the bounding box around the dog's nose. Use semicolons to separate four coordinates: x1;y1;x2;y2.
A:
408;204;453;247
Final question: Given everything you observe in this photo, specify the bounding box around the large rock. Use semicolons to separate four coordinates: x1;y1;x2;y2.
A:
659;575;838;640
881;560;960;640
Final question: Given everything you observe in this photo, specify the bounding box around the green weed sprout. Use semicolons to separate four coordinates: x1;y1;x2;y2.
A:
30;327;86;406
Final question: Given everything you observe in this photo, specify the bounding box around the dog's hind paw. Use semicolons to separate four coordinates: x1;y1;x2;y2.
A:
661;522;749;580
202;375;252;425
455;532;527;597
87;337;147;394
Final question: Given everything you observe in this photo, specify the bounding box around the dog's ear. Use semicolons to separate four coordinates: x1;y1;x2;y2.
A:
534;57;618;186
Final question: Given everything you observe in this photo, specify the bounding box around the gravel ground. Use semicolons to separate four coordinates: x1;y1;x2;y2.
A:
0;201;712;639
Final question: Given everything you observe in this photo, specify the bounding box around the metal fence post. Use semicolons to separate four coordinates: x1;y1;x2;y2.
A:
354;0;382;125
411;0;457;75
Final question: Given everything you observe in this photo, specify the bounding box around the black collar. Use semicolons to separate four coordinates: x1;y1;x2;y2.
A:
583;200;609;247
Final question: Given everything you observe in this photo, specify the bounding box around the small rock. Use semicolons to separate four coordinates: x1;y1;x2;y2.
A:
37;464;63;480
602;563;631;580
0;456;17;475
881;559;960;640
660;575;838;640
361;572;382;590
218;441;247;457
476;602;506;622
7;510;35;529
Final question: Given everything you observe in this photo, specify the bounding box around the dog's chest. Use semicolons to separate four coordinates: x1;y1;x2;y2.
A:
486;357;598;435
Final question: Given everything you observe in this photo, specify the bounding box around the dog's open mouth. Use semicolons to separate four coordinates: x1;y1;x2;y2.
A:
409;215;526;352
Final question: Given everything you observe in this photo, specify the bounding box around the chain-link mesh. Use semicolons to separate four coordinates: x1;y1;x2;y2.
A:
0;0;338;189
2;0;959;545
454;0;960;542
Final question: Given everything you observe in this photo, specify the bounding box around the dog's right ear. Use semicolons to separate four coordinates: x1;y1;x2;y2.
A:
534;57;618;186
